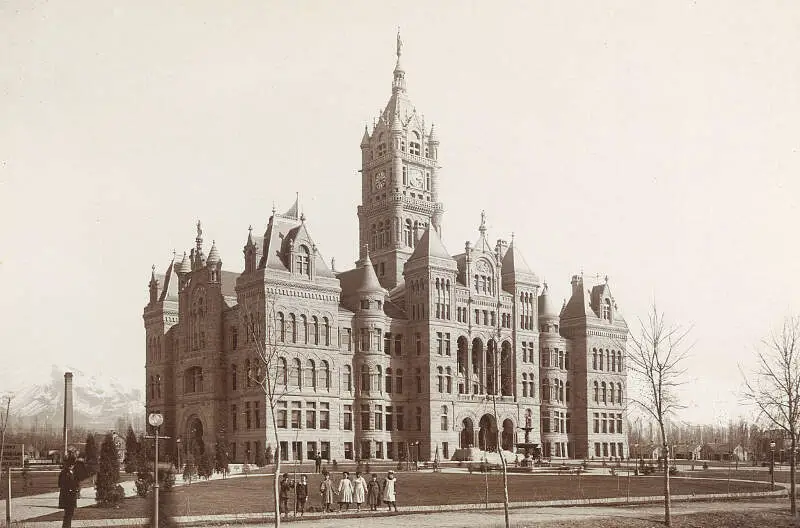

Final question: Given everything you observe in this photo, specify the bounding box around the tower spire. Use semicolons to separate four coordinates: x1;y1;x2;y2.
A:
392;29;406;94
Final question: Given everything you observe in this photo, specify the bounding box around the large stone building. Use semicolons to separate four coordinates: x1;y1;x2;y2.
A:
143;35;629;464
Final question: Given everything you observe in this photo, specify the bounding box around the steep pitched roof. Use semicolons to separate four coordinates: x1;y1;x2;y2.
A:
408;226;456;265
560;276;599;320
157;259;179;302
501;240;539;288
356;252;384;294
538;282;558;318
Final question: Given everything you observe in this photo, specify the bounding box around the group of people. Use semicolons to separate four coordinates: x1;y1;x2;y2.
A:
279;470;398;518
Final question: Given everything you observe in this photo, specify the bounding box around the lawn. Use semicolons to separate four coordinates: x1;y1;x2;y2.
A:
522;508;797;528
30;470;776;522
0;469;135;499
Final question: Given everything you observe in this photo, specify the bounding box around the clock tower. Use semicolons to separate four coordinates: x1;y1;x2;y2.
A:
357;32;443;290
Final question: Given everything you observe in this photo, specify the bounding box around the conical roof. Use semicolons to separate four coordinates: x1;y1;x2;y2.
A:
356;250;384;294
207;240;221;265
538;282;558;318
501;240;533;275
360;125;371;147
176;251;191;274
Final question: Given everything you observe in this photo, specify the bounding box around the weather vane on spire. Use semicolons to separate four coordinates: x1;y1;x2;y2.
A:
396;28;403;58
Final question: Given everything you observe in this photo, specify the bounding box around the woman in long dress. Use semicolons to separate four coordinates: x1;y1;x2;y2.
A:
319;473;335;513
382;470;398;512
352;471;367;511
337;471;354;512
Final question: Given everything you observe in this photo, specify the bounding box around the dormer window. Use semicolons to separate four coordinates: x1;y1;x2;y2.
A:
361;300;370;310
295;245;311;278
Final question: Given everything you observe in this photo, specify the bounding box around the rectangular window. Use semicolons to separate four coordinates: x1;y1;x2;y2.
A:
566;412;571;433
291;401;302;429
601;413;608;433
306;402;316;429
395;334;402;356
387;441;394;460
618;442;624;459
374;405;383;430
280;441;289;461
541;349;550;368
277;401;287;428
442;442;449;459
361;440;371;460
344;442;353;460
617;414;623;433
361;404;371;430
321;441;330;460
385;333;392;355
396;406;405;431
320;402;330;429
343;328;352;351
376;442;384;459
360;329;370;351
542;412;551;433
375;329;382;351
491;311;496;326
594;442;601;458
483;310;488;325
307;441;317;461
415;333;422;356
611;443;617;457
475;309;480;324
593;413;599;434
343;404;353;430
445;333;451;356
437;332;443;355
386;406;394;431
602;443;609;457
609;418;615;434
232;327;238;350
254;401;261;428
292;441;302;461
231;405;238;431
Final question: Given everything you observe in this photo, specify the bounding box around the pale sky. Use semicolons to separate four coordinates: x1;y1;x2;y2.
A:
1;1;798;426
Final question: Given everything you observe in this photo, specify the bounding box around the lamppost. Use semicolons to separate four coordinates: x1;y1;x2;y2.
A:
175;437;182;473
770;441;776;491
635;443;639;475
148;413;164;528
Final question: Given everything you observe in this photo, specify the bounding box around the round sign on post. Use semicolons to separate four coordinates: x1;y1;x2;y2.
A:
148;413;164;428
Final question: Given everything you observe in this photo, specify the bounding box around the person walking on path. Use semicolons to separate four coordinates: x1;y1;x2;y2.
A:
382;470;398;512
315;452;322;473
352;471;367;511
58;455;81;528
294;474;308;517
279;473;293;521
366;473;381;511
337;471;354;512
319;472;335;513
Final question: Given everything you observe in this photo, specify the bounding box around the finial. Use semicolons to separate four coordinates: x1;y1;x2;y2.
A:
605;274;609;284
396;27;403;58
511;232;515;242
248;225;253;233
479;210;487;234
271;202;276;216
151;264;156;273
172;249;176;260
300;212;306;223
196;220;202;238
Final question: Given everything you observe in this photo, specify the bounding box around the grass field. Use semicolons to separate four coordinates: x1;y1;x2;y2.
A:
30;470;776;522
523;509;798;528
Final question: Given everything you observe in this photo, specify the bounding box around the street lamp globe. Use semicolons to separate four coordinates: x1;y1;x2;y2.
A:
148;412;164;428
770;441;776;450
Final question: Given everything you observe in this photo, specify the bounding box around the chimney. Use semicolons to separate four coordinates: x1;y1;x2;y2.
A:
63;372;74;455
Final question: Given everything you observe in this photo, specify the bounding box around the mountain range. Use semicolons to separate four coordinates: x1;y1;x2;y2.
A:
6;365;145;432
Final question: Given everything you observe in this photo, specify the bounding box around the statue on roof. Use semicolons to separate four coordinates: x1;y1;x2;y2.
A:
397;29;403;57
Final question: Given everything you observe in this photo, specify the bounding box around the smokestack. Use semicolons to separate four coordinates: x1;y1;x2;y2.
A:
63;372;73;455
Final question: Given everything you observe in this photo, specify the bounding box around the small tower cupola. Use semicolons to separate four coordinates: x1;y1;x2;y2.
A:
148;265;158;304
356;246;386;313
392;30;406;94
243;225;257;273
207;240;221;282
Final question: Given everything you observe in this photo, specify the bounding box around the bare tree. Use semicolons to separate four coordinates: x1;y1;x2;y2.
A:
0;395;13;490
742;315;800;517
626;304;692;527
242;294;293;528
490;394;510;528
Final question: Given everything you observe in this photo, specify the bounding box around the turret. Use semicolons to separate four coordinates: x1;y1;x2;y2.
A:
243;225;257;273
148;265;158;305
207;240;221;283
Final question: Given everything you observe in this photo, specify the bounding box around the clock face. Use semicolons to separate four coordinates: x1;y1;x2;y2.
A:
409;168;424;189
374;171;387;190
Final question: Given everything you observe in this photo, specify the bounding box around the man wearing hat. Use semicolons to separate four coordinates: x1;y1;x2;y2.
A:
279;473;293;520
382;470;398;512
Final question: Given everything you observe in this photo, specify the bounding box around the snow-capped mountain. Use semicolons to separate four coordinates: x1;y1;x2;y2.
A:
8;365;145;432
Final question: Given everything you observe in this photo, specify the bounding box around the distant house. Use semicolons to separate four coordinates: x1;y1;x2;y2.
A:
673;444;702;460
700;443;749;462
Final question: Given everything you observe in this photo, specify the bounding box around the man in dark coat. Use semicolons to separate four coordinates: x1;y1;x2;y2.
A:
279;473;292;520
58;455;81;528
315;452;322;473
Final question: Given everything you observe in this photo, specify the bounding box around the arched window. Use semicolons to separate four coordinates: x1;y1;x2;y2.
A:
396;369;404;393
617;383;623;404
602;298;611;320
277;312;285;342
320;360;330;390
437;366;444;393
566;381;571;403
291;358;301;387
593;349;597;370
601;381;607;404
323;317;330;346
231;364;238;391
296;245;311;277
244;359;251;388
611;350;616;371
404;219;413;247
599;350;604;371
440;405;448;431
305;360;316;390
617;351;623;372
312;316;319;345
376;365;383;393
300;315;308;344
155;375;161;398
361;365;371;392
184;366;203;393
593;381;599;402
278;357;287;385
446;367;453;393
289;314;296;343
610;381;615;404
385;367;393;394
522;373;528;397
343;365;352;392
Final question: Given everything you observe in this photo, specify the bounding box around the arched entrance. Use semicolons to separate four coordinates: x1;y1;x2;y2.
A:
186;416;205;456
502;419;515;451
478;414;498;452
460;417;474;449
